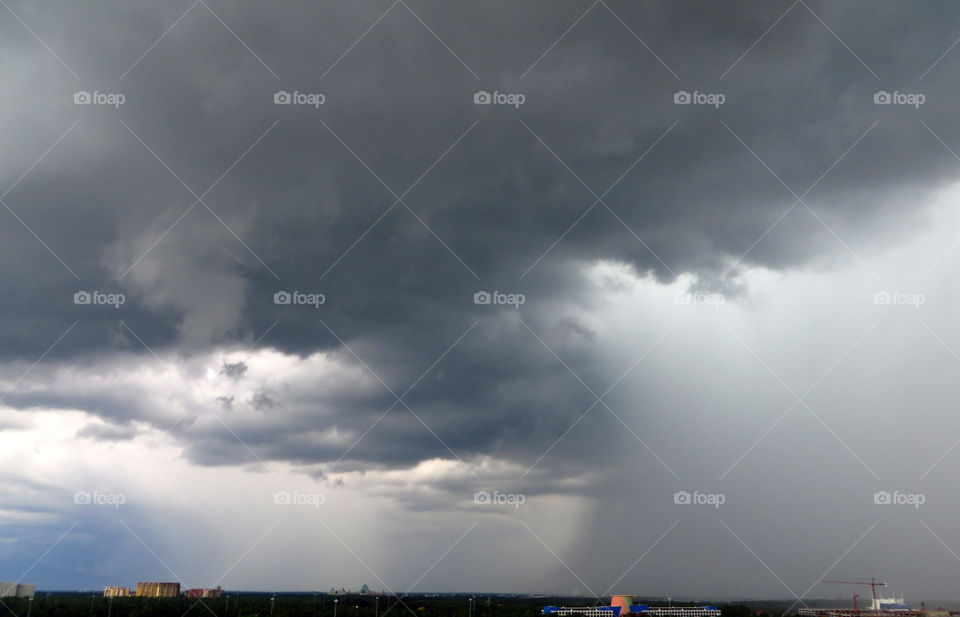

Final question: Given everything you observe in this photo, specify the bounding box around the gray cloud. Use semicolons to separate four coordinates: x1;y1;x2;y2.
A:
5;0;960;477
76;422;140;442
220;360;248;379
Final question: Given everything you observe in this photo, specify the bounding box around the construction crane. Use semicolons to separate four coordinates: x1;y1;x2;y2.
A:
823;580;888;610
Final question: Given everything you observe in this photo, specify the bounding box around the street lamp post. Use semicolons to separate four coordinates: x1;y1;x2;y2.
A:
107;597;113;617
334;597;339;617
376;596;379;617
271;595;276;617
26;597;33;617
469;597;474;617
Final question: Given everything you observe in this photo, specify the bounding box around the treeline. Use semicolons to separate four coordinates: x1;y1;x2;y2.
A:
0;594;784;617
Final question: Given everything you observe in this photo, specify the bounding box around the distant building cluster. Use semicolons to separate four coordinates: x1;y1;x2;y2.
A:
799;589;928;617
329;585;380;596
102;583;221;598
543;595;720;617
544;608;621;617
0;583;36;598
543;607;721;617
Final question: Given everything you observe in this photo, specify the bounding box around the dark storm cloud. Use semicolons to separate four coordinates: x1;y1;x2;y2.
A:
5;0;960;479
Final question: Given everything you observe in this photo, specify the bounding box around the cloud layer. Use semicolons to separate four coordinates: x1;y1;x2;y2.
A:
6;0;960;598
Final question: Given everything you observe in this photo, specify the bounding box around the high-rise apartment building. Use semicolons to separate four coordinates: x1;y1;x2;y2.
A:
135;582;180;597
104;586;132;597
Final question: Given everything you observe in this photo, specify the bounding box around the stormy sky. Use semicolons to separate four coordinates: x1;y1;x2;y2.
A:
5;0;960;602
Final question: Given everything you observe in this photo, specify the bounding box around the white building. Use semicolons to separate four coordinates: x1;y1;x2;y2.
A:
0;582;36;598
